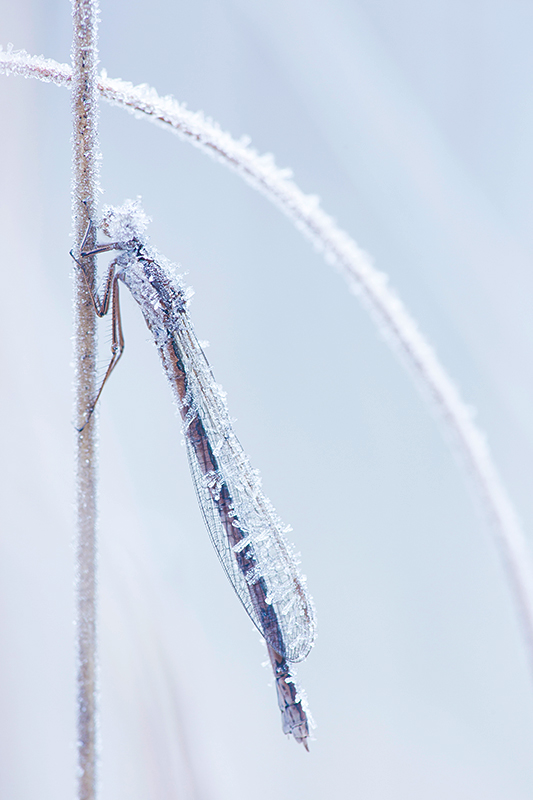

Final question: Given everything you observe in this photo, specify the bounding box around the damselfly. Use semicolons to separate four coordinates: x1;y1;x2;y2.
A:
73;199;316;747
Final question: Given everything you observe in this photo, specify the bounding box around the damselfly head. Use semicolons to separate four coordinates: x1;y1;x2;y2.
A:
100;198;151;243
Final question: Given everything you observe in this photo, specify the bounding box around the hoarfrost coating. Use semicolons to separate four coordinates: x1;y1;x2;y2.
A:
85;200;317;668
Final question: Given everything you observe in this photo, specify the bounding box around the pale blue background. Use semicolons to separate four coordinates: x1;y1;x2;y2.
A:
1;1;533;797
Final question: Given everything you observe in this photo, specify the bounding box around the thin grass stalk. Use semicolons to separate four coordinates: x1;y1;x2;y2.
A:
70;3;100;798
3;50;533;670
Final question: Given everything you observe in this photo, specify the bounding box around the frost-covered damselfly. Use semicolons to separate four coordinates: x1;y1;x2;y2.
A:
73;199;316;747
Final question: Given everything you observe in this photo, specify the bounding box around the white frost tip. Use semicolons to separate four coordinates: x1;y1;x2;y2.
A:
100;198;151;242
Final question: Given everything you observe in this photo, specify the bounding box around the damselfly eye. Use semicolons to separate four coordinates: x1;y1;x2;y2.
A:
100;217;111;238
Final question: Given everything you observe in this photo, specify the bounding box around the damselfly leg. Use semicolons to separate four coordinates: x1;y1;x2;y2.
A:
70;218;126;429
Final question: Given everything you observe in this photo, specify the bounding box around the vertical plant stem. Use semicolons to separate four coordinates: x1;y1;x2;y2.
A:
71;1;100;798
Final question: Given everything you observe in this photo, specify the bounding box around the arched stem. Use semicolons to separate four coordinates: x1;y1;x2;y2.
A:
2;48;533;674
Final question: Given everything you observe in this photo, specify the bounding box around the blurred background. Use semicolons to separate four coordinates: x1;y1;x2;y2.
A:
2;0;533;797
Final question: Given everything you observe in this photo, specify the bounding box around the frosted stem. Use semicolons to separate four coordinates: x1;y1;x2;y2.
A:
70;3;100;797
3;51;533;672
